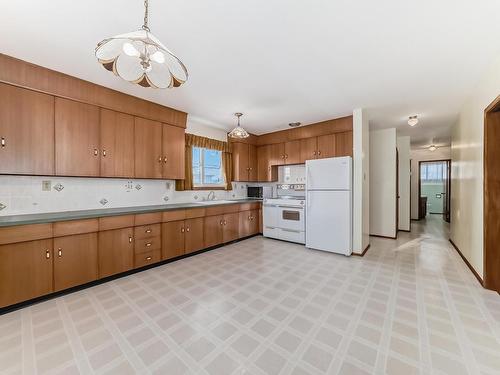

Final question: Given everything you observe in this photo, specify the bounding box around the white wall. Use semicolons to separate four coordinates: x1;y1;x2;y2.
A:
397;136;411;231
370;128;397;238
186;116;228;142
410;147;451;220
450;56;500;279
353;109;370;254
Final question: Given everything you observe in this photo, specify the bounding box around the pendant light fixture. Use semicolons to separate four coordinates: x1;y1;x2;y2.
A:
95;0;188;89
228;113;249;139
408;115;419;127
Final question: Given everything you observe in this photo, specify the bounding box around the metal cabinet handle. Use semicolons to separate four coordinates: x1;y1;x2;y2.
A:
158;156;162;163
224;220;227;225
181;227;185;233
102;149;107;157
163;156;167;163
45;250;50;259
145;229;152;233
220;220;223;226
313;151;317;156
146;256;152;261
1;137;5;147
318;150;321;156
186;227;190;232
93;148;99;156
57;248;62;257
129;236;133;243
146;242;152;247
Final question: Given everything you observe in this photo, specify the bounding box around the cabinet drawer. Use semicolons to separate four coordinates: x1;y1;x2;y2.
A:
134;223;161;239
134;249;161;268
0;223;53;245
134;212;162;226
162;210;186;222
239;202;261;211
185;208;206;219
53;219;99;237
134;236;161;254
99;215;135;231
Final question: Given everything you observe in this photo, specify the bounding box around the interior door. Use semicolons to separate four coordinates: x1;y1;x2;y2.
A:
162;124;185;179
232;142;249;181
54;233;98;291
285;140;301;164
300;137;317;163
134;117;163;178
317;134;336;159
162;221;185;260
204;215;223;247
98;228;134;278
55;98;100;176
185;218;205;254
0;239;53;308
0;84;55;175
223;212;240;242
100;109;135;178
248;144;258;182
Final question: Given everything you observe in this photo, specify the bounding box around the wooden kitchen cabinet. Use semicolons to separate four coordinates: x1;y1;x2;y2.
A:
257;145;278;182
223;212;240;243
55;98;101;176
185;218;204;254
232;143;258;182
317;134;336;159
53;233;98;291
335;130;353;157
300;137;316;163
98;228;134;278
100;109;135;178
204;215;224;248
162;124;185;179
0;84;55;175
134;117;163;178
0;239;53;308
271;143;286;166
162;220;185;260
239;210;259;238
284;140;301;165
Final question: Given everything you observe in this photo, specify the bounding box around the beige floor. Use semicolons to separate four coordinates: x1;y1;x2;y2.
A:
1;215;500;375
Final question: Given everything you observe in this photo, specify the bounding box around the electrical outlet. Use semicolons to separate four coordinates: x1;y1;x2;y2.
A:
42;180;51;191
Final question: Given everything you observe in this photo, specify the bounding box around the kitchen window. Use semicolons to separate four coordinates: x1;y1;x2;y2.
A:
192;147;225;187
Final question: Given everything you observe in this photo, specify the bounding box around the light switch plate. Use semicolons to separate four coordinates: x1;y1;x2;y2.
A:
42;180;51;191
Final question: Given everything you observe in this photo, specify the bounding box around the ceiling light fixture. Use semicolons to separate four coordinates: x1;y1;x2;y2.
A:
228;113;249;139
289;122;302;128
408;115;419;127
95;0;188;89
429;144;437;151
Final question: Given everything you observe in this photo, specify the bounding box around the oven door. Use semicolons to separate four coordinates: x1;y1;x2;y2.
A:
278;206;305;232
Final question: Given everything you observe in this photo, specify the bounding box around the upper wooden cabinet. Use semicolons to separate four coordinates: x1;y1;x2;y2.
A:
317;134;336;159
257;145;278;182
162;124;185;179
232;143;258;182
0;83;55;175
335;131;353;157
100;109;135;178
134;117;163;179
55;98;101;176
0;239;53;308
284;140;301;165
300;137;317;163
271;143;285;166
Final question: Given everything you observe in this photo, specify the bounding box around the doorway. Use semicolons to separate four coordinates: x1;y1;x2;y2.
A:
418;160;451;222
484;95;500;292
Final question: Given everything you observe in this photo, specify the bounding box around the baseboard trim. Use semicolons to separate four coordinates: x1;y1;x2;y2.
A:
370;234;397;240
449;239;484;287
353;244;371;257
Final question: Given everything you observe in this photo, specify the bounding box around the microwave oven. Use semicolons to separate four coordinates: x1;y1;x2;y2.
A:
247;186;273;199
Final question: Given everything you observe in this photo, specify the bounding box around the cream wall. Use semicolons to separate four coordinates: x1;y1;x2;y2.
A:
353;109;370;253
370;128;397;238
410;147;451;220
397;136;411;231
450;56;500;279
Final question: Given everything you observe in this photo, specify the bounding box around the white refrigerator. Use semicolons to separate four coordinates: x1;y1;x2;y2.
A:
305;156;352;255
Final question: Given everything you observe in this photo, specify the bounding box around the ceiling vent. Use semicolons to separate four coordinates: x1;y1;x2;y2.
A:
289;122;301;127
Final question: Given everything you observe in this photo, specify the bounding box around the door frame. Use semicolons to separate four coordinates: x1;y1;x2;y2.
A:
418;159;451;220
484;94;500;291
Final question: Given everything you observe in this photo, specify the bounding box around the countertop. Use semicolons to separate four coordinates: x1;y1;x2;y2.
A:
0;199;262;227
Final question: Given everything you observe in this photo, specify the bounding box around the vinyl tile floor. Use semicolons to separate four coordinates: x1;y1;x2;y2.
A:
1;215;500;374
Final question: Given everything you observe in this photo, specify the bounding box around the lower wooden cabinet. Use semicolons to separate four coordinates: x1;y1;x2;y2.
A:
185;218;204;254
135;249;162;268
204;212;240;247
223;213;240;243
54;233;98;291
162;220;185;260
239;210;259;238
98;228;134;278
0;239;53;308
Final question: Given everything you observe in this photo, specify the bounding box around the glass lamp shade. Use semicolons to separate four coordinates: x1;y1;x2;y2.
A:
95;29;188;89
228;125;250;139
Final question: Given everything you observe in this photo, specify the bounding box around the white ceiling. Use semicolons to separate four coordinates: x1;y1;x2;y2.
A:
1;0;500;146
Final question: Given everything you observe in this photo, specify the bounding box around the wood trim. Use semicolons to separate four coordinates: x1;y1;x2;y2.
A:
0;54;187;128
98;215;135;231
352;244;371;257
484;94;500;113
0;223;53;245
449;239;483;287
53;219;99;237
134;213;162;226
369;234;397;240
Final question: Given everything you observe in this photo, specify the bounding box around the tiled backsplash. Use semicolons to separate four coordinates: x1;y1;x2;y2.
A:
0;175;248;216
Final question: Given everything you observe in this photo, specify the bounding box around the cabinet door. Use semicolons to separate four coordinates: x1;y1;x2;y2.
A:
162;124;185;179
100;109;135;178
185;218;204;254
300;137;317;163
232;142;249;181
98;228;134;278
271;143;286;166
0;239;53;308
55;98;100;176
317;134;336;159
134;117;163;178
258;208;263;234
204;215;223;248
223;212;240;242
248;144;258;182
162;220;185;260
0;84;55;175
54;233;98;291
239;211;252;238
284;140;301;165
257;145;278;182
249;210;260;235
335;131;353;157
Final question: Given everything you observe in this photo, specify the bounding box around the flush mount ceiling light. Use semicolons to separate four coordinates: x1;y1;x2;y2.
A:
289;122;302;128
228;113;249;139
95;0;188;89
408;115;419;126
429;144;437;151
